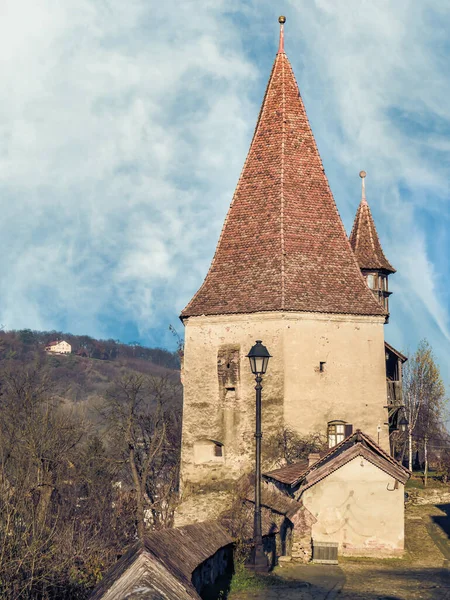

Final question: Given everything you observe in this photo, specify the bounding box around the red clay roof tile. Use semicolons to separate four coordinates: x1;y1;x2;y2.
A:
349;175;395;273
181;27;385;319
264;430;410;488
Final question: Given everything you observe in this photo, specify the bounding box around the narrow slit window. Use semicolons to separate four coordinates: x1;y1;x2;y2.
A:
224;387;236;402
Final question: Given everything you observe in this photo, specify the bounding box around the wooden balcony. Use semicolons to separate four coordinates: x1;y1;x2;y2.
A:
387;380;402;406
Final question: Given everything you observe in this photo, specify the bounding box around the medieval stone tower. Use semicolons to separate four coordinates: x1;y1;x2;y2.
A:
176;19;396;524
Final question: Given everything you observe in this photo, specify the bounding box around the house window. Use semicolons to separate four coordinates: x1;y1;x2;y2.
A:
328;421;346;448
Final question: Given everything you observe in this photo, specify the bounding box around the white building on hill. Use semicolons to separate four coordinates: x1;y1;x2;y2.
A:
45;340;71;354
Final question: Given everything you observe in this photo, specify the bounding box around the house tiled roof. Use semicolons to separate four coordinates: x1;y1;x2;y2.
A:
181;22;385;319
264;430;410;488
262;460;309;486
349;173;395;273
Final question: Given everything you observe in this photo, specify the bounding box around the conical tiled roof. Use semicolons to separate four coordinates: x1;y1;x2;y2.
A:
181;22;385;319
349;173;395;274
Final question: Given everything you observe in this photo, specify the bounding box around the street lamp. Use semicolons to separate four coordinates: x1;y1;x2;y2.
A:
398;413;409;433
247;340;271;572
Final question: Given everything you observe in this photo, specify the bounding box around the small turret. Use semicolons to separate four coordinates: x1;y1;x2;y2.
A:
349;172;396;320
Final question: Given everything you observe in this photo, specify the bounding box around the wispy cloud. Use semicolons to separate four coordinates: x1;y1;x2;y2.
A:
0;1;448;384
281;0;450;381
0;0;256;345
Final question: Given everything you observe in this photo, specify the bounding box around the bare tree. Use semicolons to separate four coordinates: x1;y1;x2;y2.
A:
0;365;88;597
101;373;182;539
403;340;446;479
263;427;326;468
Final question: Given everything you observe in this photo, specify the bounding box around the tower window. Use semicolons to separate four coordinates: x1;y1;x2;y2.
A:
193;439;225;464
366;274;376;289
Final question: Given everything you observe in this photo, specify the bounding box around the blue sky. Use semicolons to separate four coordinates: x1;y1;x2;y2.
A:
0;1;448;388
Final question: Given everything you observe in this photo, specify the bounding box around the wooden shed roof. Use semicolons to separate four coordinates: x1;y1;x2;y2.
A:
89;522;233;600
89;549;199;600
244;485;301;519
385;341;408;363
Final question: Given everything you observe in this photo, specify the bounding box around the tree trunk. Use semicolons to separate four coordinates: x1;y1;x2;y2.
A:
424;435;428;488
129;446;145;541
408;428;413;472
37;466;54;527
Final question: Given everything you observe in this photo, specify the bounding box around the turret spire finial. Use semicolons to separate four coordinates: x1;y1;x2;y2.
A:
278;16;286;54
359;170;367;203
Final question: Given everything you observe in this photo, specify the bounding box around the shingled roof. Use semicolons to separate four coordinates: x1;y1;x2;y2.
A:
181;21;385;319
264;430;410;490
349;173;395;273
90;522;233;600
244;484;302;520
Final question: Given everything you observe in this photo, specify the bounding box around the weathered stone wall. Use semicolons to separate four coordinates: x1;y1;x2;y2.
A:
175;489;234;528
407;487;450;505
177;311;388;525
282;313;388;443
179;312;286;494
290;505;317;563
301;457;404;556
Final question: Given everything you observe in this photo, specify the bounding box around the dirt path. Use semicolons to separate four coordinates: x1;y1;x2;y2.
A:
227;563;345;599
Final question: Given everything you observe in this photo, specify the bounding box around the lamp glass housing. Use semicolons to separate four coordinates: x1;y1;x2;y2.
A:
247;340;271;375
398;414;409;433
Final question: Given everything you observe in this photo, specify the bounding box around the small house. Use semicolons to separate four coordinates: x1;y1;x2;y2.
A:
264;430;410;559
45;340;71;354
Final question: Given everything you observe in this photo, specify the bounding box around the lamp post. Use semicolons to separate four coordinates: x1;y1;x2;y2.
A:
247;340;271;572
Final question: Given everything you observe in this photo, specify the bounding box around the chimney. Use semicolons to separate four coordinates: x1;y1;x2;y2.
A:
308;452;320;468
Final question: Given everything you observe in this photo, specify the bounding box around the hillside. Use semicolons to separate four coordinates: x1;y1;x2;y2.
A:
0;329;183;598
0;328;182;407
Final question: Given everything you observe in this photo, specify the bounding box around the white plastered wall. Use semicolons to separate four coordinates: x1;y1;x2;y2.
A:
302;457;405;556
